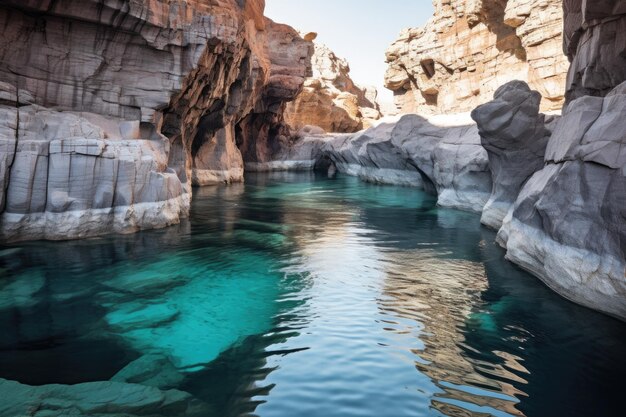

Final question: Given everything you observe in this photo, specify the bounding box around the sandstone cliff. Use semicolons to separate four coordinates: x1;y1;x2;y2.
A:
283;38;381;133
385;0;568;114
0;0;311;241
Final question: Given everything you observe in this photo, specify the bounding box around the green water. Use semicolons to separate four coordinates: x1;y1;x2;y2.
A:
0;172;625;417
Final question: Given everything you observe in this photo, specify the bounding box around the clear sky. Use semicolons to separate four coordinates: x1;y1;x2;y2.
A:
265;0;433;104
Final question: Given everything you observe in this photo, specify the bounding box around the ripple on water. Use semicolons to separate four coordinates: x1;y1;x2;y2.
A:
0;172;625;417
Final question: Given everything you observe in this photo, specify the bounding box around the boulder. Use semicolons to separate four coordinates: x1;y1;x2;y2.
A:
472;81;551;229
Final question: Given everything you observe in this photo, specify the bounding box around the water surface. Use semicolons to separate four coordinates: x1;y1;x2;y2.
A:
1;172;625;417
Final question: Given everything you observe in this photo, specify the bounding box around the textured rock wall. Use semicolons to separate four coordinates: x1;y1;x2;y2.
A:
258;114;493;213
284;39;381;133
0;0;311;241
496;81;626;321
563;0;626;101
480;1;626;321
385;0;568;114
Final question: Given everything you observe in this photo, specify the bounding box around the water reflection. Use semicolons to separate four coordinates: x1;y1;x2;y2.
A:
0;172;625;417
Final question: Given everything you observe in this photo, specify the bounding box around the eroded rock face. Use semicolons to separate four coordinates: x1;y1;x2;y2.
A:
471;81;551;229
284;41;381;133
385;0;568;114
563;0;626;102
265;114;492;213
0;102;189;242
0;0;311;241
498;82;626;321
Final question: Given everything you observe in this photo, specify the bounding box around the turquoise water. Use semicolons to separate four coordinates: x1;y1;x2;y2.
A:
1;172;625;416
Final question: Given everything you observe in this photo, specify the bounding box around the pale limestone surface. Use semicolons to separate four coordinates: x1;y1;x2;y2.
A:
385;0;568;114
266;114;492;213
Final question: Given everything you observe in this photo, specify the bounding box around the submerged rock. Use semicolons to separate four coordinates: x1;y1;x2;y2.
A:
0;378;207;417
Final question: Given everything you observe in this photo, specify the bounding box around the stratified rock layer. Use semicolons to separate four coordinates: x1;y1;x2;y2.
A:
385;0;568;114
0;0;311;241
284;40;381;133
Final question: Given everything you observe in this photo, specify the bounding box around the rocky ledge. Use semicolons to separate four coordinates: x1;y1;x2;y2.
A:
0;0;312;242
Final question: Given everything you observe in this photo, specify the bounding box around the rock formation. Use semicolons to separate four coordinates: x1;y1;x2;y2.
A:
563;0;626;101
471;81;552;229
497;81;626;321
0;0;311;241
385;0;568;114
283;39;382;133
262;114;492;213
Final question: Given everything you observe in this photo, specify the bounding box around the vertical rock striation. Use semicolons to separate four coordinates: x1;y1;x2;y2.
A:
0;0;311;241
384;0;568;114
563;0;626;101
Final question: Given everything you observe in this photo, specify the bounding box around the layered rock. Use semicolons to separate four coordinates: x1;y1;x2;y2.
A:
0;0;311;241
498;82;626;321
563;0;626;101
0;100;189;242
284;39;381;133
385;0;568;114
471;81;551;229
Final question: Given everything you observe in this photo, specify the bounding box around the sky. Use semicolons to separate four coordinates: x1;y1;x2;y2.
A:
264;0;434;104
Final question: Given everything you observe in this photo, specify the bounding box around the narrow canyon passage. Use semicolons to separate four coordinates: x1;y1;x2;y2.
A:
1;173;625;417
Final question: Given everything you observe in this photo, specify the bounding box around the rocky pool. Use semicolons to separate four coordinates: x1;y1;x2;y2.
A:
0;172;625;417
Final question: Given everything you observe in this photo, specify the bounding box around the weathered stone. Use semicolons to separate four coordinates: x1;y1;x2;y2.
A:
499;81;626;321
284;42;381;133
472;81;551;229
0;1;312;241
267;113;492;213
563;0;626;102
385;0;568;114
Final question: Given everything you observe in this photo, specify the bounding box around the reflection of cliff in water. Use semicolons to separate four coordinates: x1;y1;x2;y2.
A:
379;247;526;417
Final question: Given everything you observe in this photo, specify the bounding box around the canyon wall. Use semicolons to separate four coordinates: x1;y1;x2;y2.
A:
385;0;568;114
284;38;382;133
260;1;626;321
0;0;311;241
